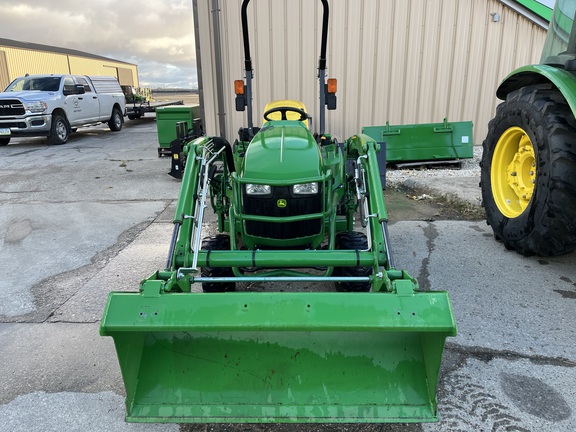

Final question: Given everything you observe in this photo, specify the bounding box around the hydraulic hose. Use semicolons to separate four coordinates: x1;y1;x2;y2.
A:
212;137;235;173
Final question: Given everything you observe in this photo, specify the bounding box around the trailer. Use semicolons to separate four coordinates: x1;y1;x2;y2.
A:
125;99;184;120
122;86;185;120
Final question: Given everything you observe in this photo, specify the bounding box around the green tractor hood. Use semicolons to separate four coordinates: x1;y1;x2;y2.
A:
241;121;323;182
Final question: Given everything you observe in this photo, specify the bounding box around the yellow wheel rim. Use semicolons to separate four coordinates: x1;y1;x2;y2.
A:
491;127;536;218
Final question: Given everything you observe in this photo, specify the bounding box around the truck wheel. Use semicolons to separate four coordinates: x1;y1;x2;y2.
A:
0;137;9;146
201;234;236;292
333;231;372;292
48;113;70;145
108;107;123;131
481;85;576;256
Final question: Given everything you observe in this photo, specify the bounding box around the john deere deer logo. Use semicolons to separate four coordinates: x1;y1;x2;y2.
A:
277;199;287;208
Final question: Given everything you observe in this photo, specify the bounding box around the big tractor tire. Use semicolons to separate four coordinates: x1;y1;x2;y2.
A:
481;85;576;256
201;234;236;292
333;231;372;292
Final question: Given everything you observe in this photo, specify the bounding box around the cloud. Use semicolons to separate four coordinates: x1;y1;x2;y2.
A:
0;0;197;88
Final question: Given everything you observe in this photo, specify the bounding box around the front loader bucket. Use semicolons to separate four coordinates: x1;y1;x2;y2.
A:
100;291;456;423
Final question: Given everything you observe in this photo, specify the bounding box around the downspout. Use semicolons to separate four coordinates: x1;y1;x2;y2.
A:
192;0;207;134
211;0;227;139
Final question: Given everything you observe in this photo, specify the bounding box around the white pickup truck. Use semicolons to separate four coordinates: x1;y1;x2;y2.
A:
0;74;126;145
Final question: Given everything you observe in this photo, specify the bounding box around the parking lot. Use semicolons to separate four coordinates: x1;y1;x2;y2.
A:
1;116;575;432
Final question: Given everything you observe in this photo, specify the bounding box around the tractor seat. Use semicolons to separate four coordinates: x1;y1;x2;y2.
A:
263;100;310;129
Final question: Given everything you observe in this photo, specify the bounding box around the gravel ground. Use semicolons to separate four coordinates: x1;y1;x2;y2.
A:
385;145;482;185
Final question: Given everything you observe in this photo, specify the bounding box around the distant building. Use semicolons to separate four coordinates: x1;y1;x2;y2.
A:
0;38;138;90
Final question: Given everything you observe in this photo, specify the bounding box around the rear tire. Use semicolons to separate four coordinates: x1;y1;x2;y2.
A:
333;231;372;292
481;85;576;256
108;107;123;131
201;234;236;292
0;137;9;146
48;113;69;145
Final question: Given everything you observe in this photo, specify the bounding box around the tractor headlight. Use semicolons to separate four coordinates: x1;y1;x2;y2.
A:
246;184;272;195
292;182;318;195
25;101;47;114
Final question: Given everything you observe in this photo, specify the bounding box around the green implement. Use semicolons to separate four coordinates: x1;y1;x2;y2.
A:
363;119;474;165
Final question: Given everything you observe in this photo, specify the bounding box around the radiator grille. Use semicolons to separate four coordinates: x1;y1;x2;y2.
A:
243;185;322;239
0;100;25;116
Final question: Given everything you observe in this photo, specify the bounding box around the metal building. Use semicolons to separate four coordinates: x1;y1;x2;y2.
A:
0;38;139;90
193;0;549;144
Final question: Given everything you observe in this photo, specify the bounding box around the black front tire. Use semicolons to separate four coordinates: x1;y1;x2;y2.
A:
0;137;9;146
333;231;372;292
108;107;123;131
48;113;70;145
481;84;576;256
201;234;236;292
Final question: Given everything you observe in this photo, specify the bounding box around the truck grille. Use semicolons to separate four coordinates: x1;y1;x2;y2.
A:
0;99;25;116
243;185;323;240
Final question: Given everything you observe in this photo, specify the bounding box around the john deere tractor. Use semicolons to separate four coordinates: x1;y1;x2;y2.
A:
100;0;456;424
482;0;576;256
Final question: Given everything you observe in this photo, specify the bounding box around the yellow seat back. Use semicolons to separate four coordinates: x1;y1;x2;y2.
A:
263;100;309;128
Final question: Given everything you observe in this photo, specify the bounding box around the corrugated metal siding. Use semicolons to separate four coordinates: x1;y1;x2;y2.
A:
0;47;70;80
0;51;10;89
0;45;139;88
196;0;547;144
68;57;139;86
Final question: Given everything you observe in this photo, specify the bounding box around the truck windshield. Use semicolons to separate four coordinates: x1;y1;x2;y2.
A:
5;76;61;92
541;0;576;65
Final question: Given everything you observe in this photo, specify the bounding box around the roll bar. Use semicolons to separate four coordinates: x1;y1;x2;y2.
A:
240;0;331;135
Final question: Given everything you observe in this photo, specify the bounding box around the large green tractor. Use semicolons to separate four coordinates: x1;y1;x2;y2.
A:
100;0;456;424
482;0;576;256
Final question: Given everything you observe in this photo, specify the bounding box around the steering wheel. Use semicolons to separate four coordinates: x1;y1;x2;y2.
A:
263;106;309;122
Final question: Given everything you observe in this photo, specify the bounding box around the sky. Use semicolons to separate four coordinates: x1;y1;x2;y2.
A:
0;0;197;89
535;0;555;7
